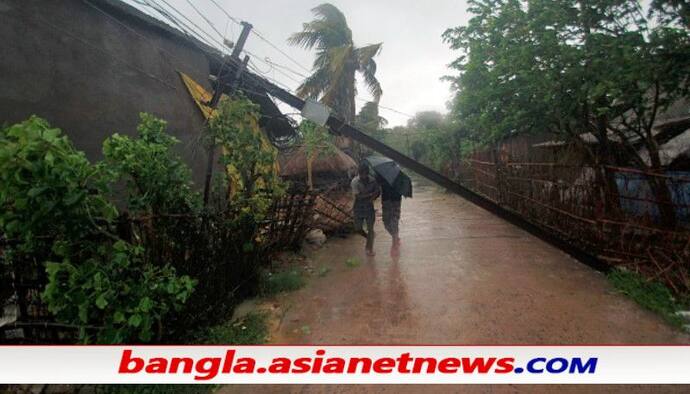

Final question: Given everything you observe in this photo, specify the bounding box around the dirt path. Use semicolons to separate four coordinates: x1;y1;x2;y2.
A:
223;180;688;393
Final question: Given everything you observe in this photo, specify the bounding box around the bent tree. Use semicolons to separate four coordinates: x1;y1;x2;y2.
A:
289;3;383;150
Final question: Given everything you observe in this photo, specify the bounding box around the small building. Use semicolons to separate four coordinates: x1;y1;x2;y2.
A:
0;0;298;186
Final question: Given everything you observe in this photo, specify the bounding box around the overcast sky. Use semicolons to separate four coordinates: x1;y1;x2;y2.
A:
125;0;472;126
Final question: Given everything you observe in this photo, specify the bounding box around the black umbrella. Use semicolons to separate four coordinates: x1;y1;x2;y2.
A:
365;156;413;198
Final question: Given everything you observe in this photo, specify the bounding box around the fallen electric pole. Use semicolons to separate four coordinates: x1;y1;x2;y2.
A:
212;59;608;273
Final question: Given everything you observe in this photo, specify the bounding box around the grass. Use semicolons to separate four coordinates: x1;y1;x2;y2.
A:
345;257;361;268
317;266;331;277
259;268;306;296
199;312;269;345
607;268;686;328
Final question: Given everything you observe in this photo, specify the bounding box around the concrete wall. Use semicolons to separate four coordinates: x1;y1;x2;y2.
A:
0;0;214;186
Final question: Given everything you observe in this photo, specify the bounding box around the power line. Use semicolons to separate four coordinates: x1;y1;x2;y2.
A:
127;1;416;121
354;97;415;118
153;0;228;52
34;13;177;91
184;0;224;40
248;58;272;74
138;0;216;49
137;0;239;87
245;52;304;85
131;0;195;38
206;0;242;25
135;0;311;101
250;28;311;73
263;57;308;78
204;0;311;73
84;0;207;73
246;62;299;93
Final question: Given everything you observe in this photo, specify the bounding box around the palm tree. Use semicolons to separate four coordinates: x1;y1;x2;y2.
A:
289;3;383;148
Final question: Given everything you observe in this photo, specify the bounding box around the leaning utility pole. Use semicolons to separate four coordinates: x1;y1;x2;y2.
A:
203;21;253;206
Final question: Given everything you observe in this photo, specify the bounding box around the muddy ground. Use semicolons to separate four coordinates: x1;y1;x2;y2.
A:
223;180;688;393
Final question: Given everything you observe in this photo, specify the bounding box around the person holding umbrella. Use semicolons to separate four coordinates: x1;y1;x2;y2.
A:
351;162;380;256
365;156;413;256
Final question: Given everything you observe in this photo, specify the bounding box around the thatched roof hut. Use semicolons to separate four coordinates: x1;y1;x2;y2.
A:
279;145;356;179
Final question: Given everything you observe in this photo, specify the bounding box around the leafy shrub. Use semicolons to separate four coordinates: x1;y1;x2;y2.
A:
0;116;115;257
43;241;195;343
0;116;195;343
2;108;288;344
208;95;285;219
103;113;201;214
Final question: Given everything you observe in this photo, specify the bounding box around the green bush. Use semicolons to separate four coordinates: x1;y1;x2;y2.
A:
43;241;195;343
208;95;285;219
103;113;201;214
0;116;195;343
1;109;287;343
0;116;116;256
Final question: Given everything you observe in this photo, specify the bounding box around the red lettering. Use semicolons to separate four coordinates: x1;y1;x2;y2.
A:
144;358;167;373
323;357;346;373
438;357;461;373
118;350;143;373
397;353;412;373
412;358;437;373
195;357;221;380
222;350;235;373
461;357;495;373
312;351;325;373
269;357;292;373
233;357;255;373
373;357;396;373
347;357;372;373
291;357;311;373
169;357;193;374
495;357;514;373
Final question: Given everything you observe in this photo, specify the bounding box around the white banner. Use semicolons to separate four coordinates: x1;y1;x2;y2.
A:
1;345;690;384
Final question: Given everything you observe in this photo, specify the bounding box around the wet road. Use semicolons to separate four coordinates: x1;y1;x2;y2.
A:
270;181;685;344
223;181;688;393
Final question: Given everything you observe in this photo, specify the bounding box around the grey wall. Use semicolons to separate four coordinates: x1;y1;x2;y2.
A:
0;0;214;186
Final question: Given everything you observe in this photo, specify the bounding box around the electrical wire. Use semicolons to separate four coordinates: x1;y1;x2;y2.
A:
355;98;415;118
122;1;416;121
205;0;311;74
34;13;177;91
205;0;242;26
262;58;308;79
132;0;197;40
184;0;224;40
250;28;311;73
152;0;228;52
83;0;195;71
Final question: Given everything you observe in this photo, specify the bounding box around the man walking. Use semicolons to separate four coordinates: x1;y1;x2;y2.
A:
378;173;402;256
351;163;380;256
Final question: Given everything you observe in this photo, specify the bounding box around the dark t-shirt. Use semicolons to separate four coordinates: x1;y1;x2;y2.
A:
351;175;379;217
